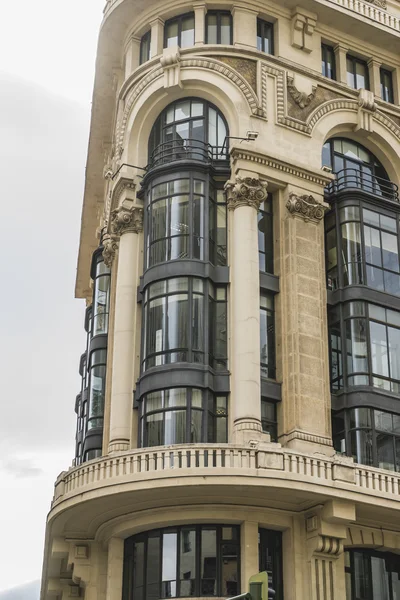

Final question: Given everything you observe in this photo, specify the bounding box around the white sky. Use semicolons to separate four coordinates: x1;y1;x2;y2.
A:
0;0;103;592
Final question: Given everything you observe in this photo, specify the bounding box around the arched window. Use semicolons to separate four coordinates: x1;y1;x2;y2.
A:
323;138;397;200
148;99;229;168
345;549;400;600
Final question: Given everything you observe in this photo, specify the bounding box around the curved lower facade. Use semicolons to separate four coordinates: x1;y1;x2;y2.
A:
42;1;400;600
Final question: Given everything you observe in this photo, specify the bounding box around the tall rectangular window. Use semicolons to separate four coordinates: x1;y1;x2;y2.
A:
206;11;233;45
140;31;151;64
380;68;394;103
260;294;276;379
257;19;274;54
347;55;369;90
165;14;195;48
259;529;283;600
321;44;336;80
258;194;273;273
261;399;278;441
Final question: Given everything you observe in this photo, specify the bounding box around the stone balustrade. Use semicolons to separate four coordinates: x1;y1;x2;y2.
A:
52;444;400;507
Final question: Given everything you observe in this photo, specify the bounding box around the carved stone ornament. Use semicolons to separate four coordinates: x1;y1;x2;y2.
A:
102;234;119;267
286;192;326;222
287;76;317;109
111;205;144;236
225;176;268;211
314;535;344;556
365;0;386;8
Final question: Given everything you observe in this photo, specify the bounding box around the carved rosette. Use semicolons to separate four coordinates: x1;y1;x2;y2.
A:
286;192;326;222
225;176;268;211
111;206;144;236
102;235;119;268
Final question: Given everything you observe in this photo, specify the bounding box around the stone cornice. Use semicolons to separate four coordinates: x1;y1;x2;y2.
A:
230;148;334;188
225;176;268;211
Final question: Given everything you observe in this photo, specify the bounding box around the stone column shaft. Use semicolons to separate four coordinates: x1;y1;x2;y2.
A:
241;521;259;588
226;176;268;444
334;44;348;85
232;6;257;48
106;538;124;600
150;18;164;58
368;58;382;98
108;204;143;453
193;2;207;45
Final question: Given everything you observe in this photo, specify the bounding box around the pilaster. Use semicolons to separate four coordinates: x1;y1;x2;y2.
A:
232;6;257;48
150;17;164;58
241;521;259;587
193;2;207;45
106;538;124;600
124;36;141;79
334;43;348;85
368;58;382;98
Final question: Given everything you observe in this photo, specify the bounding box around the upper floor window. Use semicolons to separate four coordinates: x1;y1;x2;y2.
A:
165;13;195;48
148;99;229;168
259;529;283;600
145;173;227;268
329;301;400;393
261;399;278;441
140;31;151;64
333;408;400;470
321;44;335;80
260;294;276;380
257;19;274;54
139;388;228;447
325;203;400;294
142;277;227;372
345;549;400;600
380;68;394;103
323;138;396;200
206;11;233;45
87;349;107;431
346;55;369;90
123;525;241;600
92;255;111;336
258;195;273;273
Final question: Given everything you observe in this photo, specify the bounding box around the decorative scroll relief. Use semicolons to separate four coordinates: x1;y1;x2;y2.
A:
365;0;387;9
160;47;182;89
102;234;119;268
286;192;327;222
225;176;268;211
287;75;317;108
356;89;377;134
111;205;144;236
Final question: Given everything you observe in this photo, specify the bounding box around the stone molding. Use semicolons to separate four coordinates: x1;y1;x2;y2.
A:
286;192;327;222
287;75;317;108
313;535;344;556
283;429;333;445
111;205;144;236
225;176;268;211
233;418;263;433
291;8;317;53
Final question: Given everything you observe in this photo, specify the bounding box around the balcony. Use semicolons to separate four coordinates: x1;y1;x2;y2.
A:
147;139;229;172
325;168;399;202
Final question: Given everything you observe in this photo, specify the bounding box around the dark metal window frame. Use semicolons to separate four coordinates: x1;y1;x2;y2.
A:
164;12;195;48
258;194;274;274
321;43;336;80
257;19;274;55
91;251;111;337
139;387;228;447
261;398;278;441
346;54;370;90
260;293;276;380
140;30;151;64
259;529;284;600
380;68;394;103
333;407;400;471
123;525;241;600
206;10;233;45
345;548;400;600
144;170;228;269
329;300;400;394
87;347;108;432
141;276;228;373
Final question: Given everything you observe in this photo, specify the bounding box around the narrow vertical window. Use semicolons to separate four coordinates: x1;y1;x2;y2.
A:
261;399;278;441
257;19;274;55
321;44;336;79
346;55;369;90
206;11;233;45
140;30;151;64
259;529;283;600
260;294;276;379
380;68;394;103
258;194;273;273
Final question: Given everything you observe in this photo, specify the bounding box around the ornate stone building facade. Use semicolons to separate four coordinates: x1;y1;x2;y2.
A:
41;1;400;599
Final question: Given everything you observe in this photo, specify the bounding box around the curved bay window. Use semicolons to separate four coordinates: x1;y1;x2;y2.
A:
148;99;229;168
87;349;107;431
123;526;240;600
145;174;227;268
92;254;111;335
164;13;195;49
329;301;400;394
325;203;400;294
345;549;400;600
333;407;400;470
139;388;228;447
142;277;227;372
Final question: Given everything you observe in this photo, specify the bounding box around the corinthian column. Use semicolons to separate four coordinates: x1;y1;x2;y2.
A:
225;175;268;444
107;202;143;453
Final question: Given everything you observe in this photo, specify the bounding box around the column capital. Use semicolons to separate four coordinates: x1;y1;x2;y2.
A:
286;192;327;222
225;176;268;211
111;205;144;236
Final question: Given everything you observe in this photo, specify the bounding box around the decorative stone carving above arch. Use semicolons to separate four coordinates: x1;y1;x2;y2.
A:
115;55;264;157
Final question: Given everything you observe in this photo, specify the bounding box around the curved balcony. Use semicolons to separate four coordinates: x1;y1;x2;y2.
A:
325;168;399;202
147;139;229;172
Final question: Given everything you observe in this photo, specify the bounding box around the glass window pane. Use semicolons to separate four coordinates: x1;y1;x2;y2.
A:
341;222;363;286
377;433;395;471
191;409;203;442
165;410;186;444
346;318;368;375
371;556;390;600
166;21;179;47
192;101;204;117
356;60;367;89
180;529;196;597
220;14;231;44
147;534;161;600
201;529;217;595
381;214;397;233
175;100;191;121
370;321;389;378
364;225;382;267
181;16;195;48
382;232;399;272
146;413;164;446
353;552;372;599
388;326;400;382
221;543;239;596
349;408;371;429
207;14;218;44
351;429;373;465
162;532;177;598
347;58;355;88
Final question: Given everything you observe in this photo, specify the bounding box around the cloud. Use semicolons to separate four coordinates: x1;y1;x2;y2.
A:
0;456;43;478
0;580;40;600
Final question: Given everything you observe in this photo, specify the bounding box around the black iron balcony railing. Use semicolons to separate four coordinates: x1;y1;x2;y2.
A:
148;138;228;170
325;168;399;202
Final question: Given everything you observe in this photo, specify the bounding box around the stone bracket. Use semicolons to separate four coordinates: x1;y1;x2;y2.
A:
160;46;182;89
355;89;377;135
291;8;317;53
